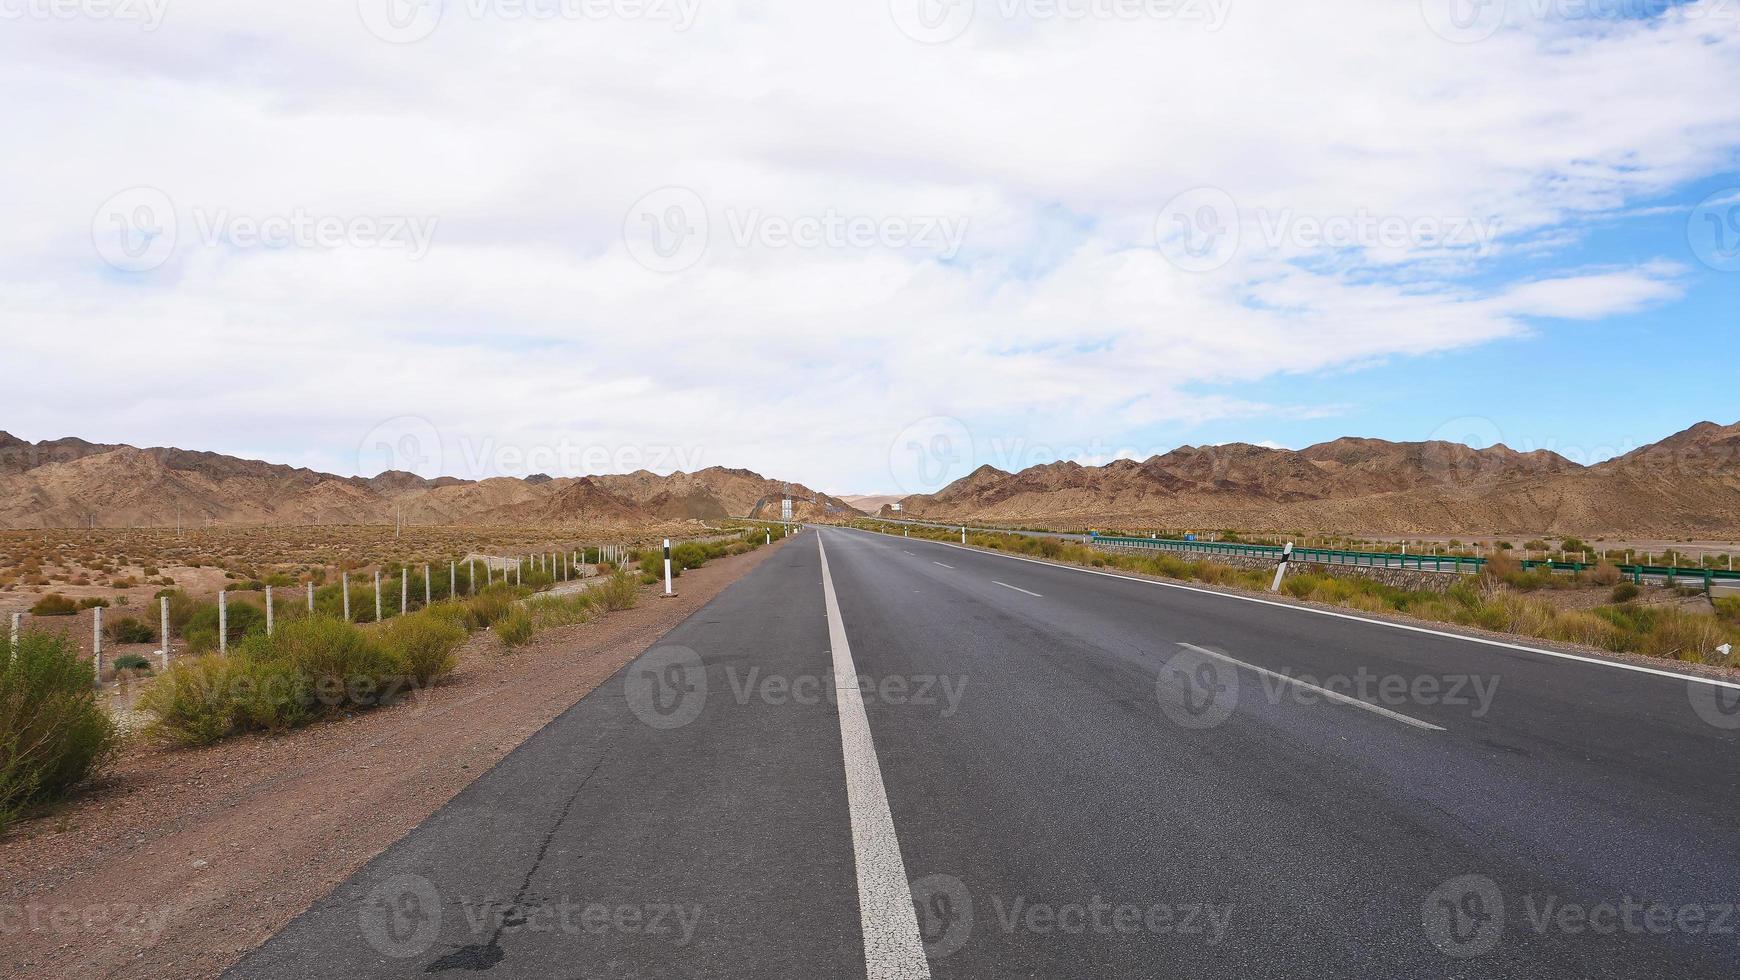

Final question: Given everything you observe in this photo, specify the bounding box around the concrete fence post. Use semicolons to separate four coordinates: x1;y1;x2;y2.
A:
307;581;315;613
92;606;103;687
374;571;383;622
400;571;408;615
425;565;432;607
343;574;352;622
450;561;457;599
9;612;21;652
218;589;229;655
266;585;274;637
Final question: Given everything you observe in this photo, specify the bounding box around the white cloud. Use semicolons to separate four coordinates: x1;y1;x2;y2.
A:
0;0;1736;490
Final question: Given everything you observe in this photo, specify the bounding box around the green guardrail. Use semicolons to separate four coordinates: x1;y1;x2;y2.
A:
1090;536;1740;585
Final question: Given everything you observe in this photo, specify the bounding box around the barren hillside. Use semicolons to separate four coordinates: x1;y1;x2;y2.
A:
0;432;862;529
894;421;1740;537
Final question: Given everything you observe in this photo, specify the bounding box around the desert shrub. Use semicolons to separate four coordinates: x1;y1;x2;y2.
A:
1610;582;1640;603
595;571;640;612
138;655;245;745
184;600;267;654
496;609;535;648
246;616;400;706
1587;563;1622;587
1715;596;1740;623
377;612;465;685
527;593;598;630
0;631;117;834
106;617;156;644
111;653;153;672
460;587;517;629
77;597;109;610
28;593;79;616
155;589;202;633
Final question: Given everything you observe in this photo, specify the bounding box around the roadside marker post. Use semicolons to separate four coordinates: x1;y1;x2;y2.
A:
451;561;457;599
1269;542;1295;593
92;606;103;687
401;572;408;615
343;574;352;622
218;590;229;655
9;612;20;652
159;597;171;667
961;526;967;544
266;585;274;637
425;565;432;606
307;582;315;613
663;539;675;597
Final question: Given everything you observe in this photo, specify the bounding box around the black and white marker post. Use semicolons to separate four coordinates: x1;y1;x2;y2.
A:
1269;542;1294;592
662;539;676;598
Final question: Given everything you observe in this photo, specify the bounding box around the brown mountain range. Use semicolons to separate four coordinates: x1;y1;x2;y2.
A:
892;421;1740;537
0;432;861;529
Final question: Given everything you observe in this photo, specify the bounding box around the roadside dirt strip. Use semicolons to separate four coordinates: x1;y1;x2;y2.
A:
0;538;790;980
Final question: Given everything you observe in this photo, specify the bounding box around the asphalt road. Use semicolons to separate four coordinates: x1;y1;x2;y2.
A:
227;525;1740;979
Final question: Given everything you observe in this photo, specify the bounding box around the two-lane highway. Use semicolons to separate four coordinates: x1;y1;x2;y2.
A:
228;525;1740;979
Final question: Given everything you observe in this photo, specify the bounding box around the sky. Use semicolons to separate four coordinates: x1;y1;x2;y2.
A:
2;0;1738;498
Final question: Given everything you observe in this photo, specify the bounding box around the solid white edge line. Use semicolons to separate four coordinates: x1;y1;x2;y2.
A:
1178;642;1445;732
993;581;1043;598
852;528;1740;693
817;532;932;980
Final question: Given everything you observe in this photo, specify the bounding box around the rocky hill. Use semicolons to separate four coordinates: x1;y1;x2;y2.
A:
892;421;1740;537
0;432;860;529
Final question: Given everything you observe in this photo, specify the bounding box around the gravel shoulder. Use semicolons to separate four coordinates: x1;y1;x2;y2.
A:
0;538;789;980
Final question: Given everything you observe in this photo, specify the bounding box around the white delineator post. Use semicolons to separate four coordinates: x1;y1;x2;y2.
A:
961;526;967;544
766;530;771;545
159;596;171;667
266;585;274;637
218;589;229;655
92;606;103;687
663;539;674;597
1269;542;1295;593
